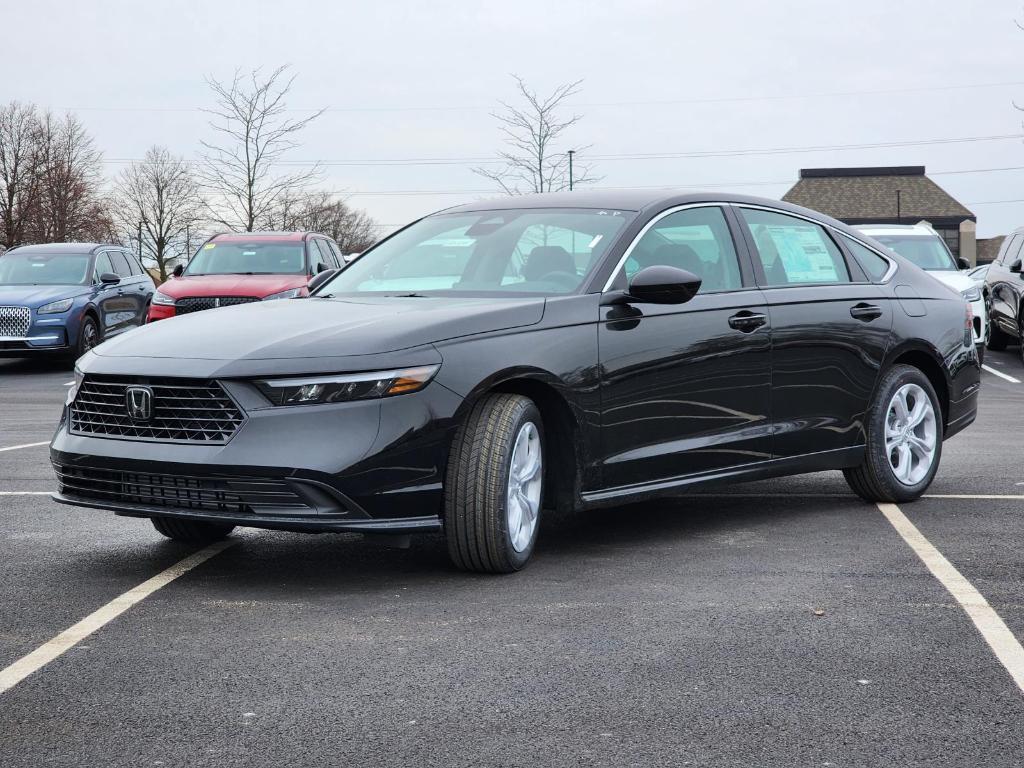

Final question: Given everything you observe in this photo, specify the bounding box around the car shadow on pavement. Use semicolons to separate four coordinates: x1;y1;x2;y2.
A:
0;357;73;375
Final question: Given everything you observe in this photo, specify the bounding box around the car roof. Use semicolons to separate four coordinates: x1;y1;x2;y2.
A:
435;189;853;229
211;231;312;242
854;223;938;237
4;243;118;255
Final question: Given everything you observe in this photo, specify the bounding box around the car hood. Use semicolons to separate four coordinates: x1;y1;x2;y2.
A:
0;284;89;306
158;274;309;298
93;295;546;361
926;270;974;294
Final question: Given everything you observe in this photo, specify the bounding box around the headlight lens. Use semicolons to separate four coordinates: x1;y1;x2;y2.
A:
263;287;305;301
66;365;85;406
961;286;982;302
254;365;440;406
152;289;176;306
38;298;73;314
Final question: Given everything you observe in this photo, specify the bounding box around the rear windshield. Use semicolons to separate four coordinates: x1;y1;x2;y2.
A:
0;252;92;285
185;242;306;275
873;234;957;271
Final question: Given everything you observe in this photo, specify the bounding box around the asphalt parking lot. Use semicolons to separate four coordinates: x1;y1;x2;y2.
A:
1;354;1023;767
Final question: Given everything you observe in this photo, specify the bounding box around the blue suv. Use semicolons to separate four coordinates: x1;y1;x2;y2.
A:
0;243;155;360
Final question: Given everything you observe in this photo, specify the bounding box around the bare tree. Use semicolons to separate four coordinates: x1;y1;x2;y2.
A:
199;66;324;231
0;101;43;249
114;146;203;281
262;190;379;253
33;111;107;242
474;76;598;195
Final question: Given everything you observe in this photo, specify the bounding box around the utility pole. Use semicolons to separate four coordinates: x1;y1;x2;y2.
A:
896;190;902;224
137;222;142;259
568;150;575;191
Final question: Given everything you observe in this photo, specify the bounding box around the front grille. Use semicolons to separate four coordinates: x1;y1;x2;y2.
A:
175;296;260;315
54;463;310;514
0;306;30;337
69;376;245;444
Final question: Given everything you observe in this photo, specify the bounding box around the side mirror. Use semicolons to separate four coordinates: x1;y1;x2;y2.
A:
1012;259;1022;274
99;272;120;285
957;257;971;270
308;268;338;293
624;265;702;305
172;264;184;278
316;261;330;274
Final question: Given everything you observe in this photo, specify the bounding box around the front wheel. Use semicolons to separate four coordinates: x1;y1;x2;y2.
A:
844;364;942;503
444;393;544;573
76;315;101;358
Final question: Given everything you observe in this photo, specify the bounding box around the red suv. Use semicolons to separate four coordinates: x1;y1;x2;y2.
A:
148;232;345;322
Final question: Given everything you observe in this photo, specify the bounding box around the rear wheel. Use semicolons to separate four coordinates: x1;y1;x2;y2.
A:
844;364;942;503
444;393;544;574
151;516;235;543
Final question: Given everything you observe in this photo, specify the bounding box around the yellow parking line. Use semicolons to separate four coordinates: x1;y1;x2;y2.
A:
877;502;1024;694
0;540;234;695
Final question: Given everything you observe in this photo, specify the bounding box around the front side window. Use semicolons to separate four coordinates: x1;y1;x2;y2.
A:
185;241;306;276
93;252;115;280
999;235;1023;266
872;234;957;271
622;206;742;293
320;209;634;297
842;236;891;281
0;252;93;286
741;208;849;286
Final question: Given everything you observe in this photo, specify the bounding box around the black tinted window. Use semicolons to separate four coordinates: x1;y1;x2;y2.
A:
1000;235;1023;266
842;236;890;281
741;208;849;286
108;251;133;277
624;206;742;293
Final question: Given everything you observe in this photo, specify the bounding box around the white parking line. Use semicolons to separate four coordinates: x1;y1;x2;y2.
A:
0;441;48;453
877;502;1024;694
0;492;51;496
982;364;1021;384
63;381;74;386
0;540;234;695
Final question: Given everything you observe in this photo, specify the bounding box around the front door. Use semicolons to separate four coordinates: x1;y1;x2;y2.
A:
735;206;893;459
597;205;772;491
987;234;1024;338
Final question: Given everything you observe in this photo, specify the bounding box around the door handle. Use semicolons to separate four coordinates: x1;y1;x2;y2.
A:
850;303;882;321
728;311;768;332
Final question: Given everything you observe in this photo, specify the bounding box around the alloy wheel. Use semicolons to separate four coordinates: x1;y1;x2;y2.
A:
885;383;937;486
81;323;98;353
506;421;542;552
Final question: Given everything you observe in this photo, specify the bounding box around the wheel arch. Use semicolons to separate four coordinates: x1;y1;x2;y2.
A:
455;369;584;513
886;343;950;429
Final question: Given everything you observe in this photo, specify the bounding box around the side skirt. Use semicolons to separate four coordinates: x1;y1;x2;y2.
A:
580;446;865;509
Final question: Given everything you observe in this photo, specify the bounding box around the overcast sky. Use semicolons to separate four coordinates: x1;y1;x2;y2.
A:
4;0;1024;237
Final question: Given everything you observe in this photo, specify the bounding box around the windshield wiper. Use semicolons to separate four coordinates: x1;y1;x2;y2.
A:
389;292;428;298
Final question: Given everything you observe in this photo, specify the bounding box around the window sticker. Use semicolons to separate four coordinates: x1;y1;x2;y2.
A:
203;243;216;250
764;225;837;283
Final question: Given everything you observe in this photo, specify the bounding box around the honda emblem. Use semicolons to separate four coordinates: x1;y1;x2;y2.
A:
125;386;153;422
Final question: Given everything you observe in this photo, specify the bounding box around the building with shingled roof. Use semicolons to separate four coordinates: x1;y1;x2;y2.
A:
782;166;978;264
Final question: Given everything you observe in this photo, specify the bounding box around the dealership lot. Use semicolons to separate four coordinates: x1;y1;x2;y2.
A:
1;355;1023;766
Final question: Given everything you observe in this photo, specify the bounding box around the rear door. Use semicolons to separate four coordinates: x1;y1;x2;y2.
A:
104;251;145;334
735;206;893;459
596;204;772;491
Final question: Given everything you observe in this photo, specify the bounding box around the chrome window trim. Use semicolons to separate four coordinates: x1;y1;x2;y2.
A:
600;202;730;293
731;202;899;285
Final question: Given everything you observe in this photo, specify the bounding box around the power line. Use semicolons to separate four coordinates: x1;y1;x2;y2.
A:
62;79;1024;114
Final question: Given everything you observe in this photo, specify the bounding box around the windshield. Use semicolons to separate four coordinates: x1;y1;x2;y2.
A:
319;209;634;297
873;234;957;271
185;241;306;276
0;252;92;285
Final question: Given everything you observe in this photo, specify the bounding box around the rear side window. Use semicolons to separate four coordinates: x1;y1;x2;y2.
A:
108;251;133;278
1000;235;1024;266
740;208;849;286
624;206;742;293
842;236;890;281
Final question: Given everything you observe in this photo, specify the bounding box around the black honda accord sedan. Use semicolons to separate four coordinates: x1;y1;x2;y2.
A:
51;191;980;573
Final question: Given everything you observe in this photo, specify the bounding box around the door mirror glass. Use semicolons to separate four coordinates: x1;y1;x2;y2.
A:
172;264;184;278
98;272;120;285
316;261;330;274
627;265;701;304
957;256;970;270
1011;259;1022;274
308;267;338;293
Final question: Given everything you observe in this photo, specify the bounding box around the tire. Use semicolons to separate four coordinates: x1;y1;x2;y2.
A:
444;393;544;574
976;343;985;367
76;315;101;358
844;364;942;503
151;516;235;543
987;325;1008;351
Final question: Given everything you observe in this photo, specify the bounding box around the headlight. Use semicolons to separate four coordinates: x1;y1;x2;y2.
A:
263;287;305;301
254;365;440;406
152;289;176;306
66;365;85;406
961;286;982;302
38;298;73;314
